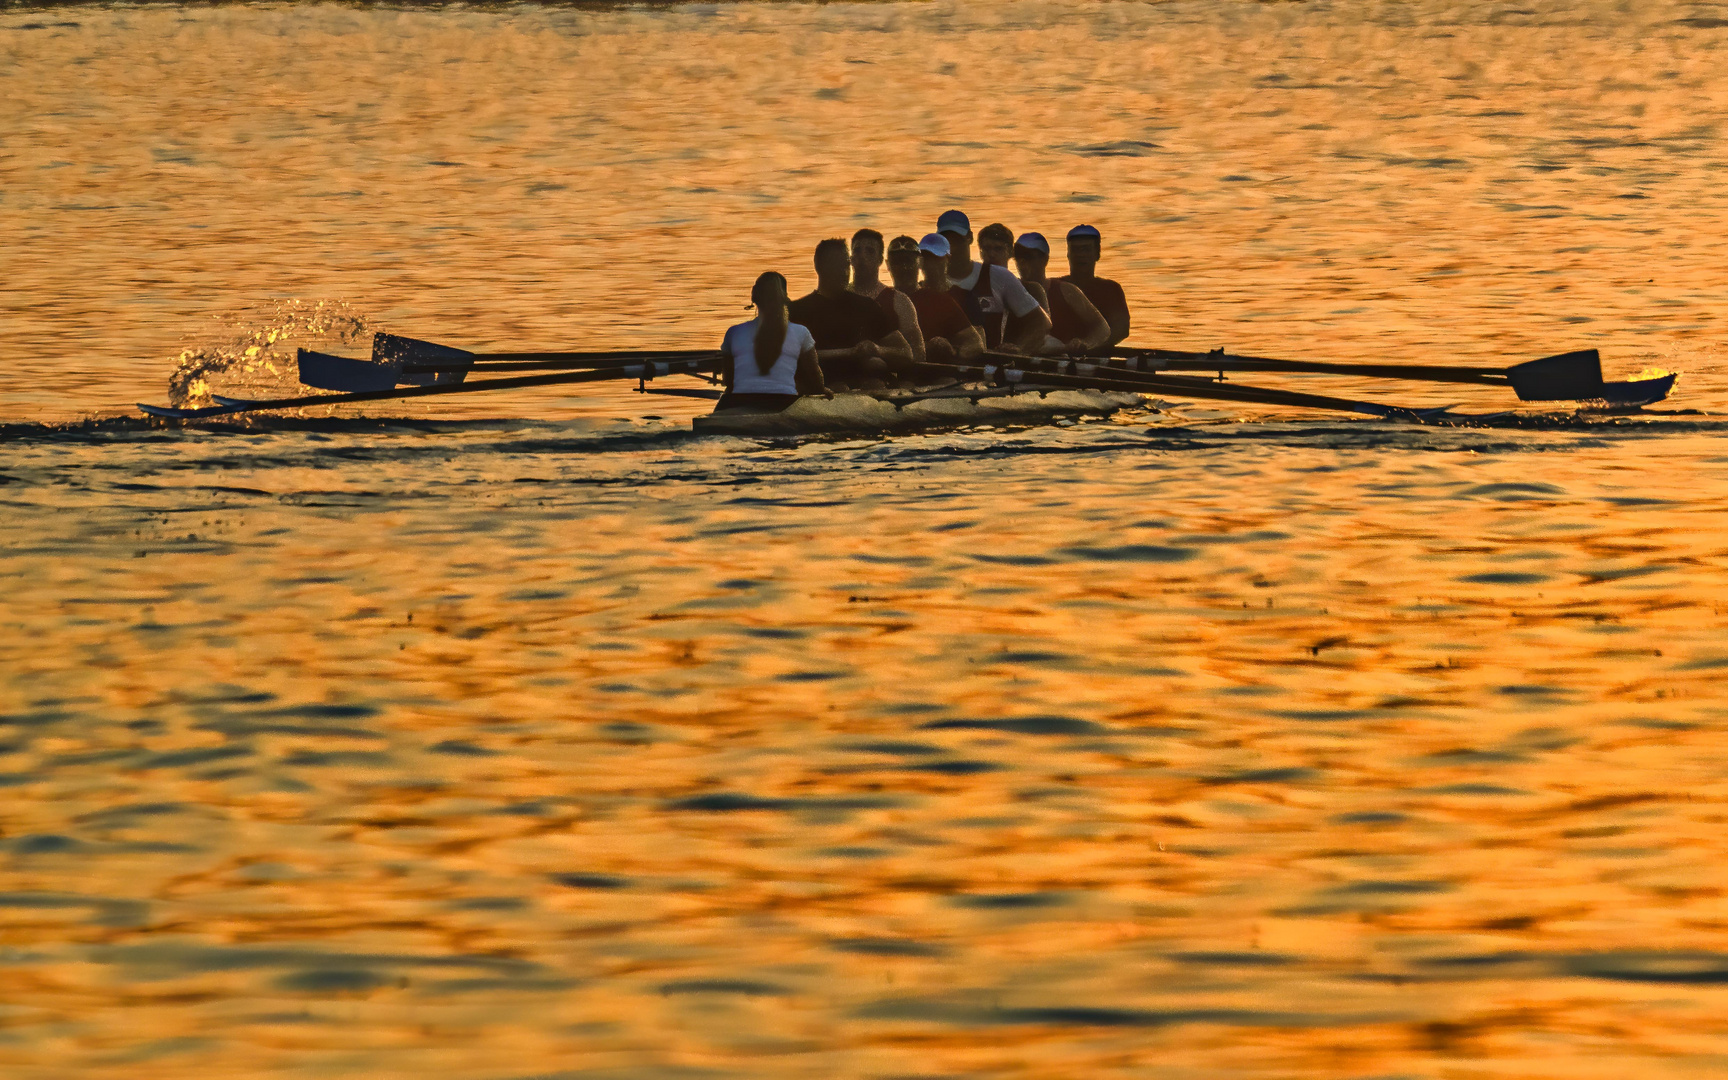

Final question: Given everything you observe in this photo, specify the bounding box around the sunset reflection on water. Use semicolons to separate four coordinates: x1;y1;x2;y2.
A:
3;2;1728;1078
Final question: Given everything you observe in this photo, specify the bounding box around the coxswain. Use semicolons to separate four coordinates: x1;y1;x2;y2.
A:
850;228;925;364
1013;232;1110;356
716;271;827;412
1061;224;1130;348
935;209;1051;354
910;233;985;364
789;238;914;389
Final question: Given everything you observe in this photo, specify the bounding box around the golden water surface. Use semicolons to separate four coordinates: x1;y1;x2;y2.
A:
4;2;1728;1078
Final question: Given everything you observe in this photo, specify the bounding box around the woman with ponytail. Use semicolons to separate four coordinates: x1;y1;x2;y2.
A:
716;271;826;412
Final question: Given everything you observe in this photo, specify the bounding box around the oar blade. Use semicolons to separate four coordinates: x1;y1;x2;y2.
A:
1600;372;1677;407
295;334;476;391
372;332;473;387
1506;349;1605;401
297;348;399;392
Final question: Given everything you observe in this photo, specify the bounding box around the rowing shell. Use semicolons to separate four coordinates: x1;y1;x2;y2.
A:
692;386;1148;437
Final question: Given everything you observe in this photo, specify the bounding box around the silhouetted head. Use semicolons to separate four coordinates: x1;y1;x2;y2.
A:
1066;224;1102;278
814;237;851;293
1012;232;1050;281
918;232;952;290
937;209;973;277
850;228;885;280
978;222;1014;269
886;234;920;292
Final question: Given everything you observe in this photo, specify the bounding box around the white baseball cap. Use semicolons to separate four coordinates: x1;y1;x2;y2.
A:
917;232;951;257
1014;232;1049;254
1067;223;1102;241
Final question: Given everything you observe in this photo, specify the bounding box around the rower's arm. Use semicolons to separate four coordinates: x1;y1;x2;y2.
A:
953;325;986;361
1104;292;1130;348
718;338;735;388
875;330;914;371
795;344;828;396
893;292;925;365
1005;305;1052;355
1062;281;1111;354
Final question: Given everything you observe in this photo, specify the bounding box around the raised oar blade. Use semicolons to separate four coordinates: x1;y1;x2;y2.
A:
372;332;473;387
296;335;475;392
1504;349;1605;401
297;349;399;392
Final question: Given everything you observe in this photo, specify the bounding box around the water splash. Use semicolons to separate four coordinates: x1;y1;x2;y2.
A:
166;300;373;408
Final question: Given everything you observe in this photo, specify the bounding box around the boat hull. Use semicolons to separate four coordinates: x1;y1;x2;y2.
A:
692;387;1147;437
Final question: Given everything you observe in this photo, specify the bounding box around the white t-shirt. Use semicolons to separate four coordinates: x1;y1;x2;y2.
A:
948;261;1043;319
723;318;814;396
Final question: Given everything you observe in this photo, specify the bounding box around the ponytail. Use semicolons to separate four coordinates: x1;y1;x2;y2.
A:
750;271;789;375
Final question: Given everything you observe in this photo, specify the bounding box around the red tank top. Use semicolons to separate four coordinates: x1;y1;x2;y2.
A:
913;288;973;343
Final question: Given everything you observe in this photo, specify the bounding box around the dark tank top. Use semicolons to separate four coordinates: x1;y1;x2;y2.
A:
1045;279;1085;343
875;288;900;320
951;265;1007;348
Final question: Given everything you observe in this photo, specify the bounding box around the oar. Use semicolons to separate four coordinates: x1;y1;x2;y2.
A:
295;333;719;392
139;352;718;420
1107;346;1617;402
918;355;1435;420
376;331;716;367
404;353;717;374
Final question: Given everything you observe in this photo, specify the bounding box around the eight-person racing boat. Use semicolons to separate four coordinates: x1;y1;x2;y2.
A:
135;208;1683;433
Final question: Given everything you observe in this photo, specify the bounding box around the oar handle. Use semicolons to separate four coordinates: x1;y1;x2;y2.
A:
473;349;718;362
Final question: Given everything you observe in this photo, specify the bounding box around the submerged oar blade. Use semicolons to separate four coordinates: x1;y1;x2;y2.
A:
372;332;474;387
1506;349;1605;401
297;349;399;392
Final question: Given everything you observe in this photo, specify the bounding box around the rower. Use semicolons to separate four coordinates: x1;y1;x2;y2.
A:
981;222;1068;355
910;233;984;364
936;209;1051;354
1013;232;1110;356
790;238;914;389
977;222;1015;272
851;228;925;364
885;234;922;295
1061;224;1130;348
716;271;826;412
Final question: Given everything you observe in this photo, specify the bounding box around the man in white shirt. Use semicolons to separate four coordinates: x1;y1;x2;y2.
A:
935;209;1052;355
